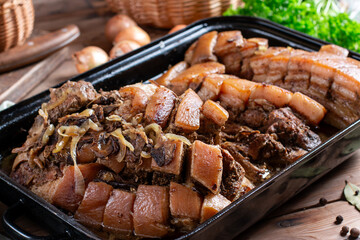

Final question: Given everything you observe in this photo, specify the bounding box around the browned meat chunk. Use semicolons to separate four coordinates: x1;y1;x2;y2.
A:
197;74;235;101
202;100;229;126
170;182;203;230
156;61;189;86
168;62;225;95
52;163;103;213
319;44;349;57
133;185;170;238
74;181;113;230
103;189;136;235
191;31;218;65
190;140;223;194
145;86;177;128
220;149;245;201
175;89;203;131
42;81;99;123
200;193;231;223
214;31;245;57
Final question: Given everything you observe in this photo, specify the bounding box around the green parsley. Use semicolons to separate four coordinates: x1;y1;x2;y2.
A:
224;0;360;53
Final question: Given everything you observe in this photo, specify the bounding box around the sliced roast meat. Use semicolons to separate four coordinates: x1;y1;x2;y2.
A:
175;89;203;131
191;31;218;65
133;185;170;238
75;181;113;230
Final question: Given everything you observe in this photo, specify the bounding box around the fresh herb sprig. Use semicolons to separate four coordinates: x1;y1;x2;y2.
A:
224;0;360;53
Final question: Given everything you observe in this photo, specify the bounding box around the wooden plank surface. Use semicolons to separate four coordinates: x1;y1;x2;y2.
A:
1;0;360;239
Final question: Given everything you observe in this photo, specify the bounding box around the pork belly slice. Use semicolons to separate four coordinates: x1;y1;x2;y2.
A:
240;38;269;79
220;149;245;201
75;181;113;230
169;62;225;95
117;83;158;119
319;44;349;57
197;74;237;101
221;51;243;75
202;100;229;126
332;67;360;102
184;41;197;64
103;189;136;235
52;163;103;213
219;78;258;113
151;137;184;181
289;92;326;125
214;30;245;57
42;80;99;123
97;152;125;174
250;47;288;82
190;140;223;194
133;185;170;238
191;31;218;65
250;84;293;108
170;182;203;230
175;89;203;131
145;86;177;128
156;61;189;86
200;193;231;223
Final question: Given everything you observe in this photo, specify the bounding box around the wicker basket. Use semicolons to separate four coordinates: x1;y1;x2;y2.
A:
105;0;242;28
0;0;34;52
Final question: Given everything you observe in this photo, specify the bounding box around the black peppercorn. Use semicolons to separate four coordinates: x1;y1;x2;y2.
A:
319;197;327;206
355;190;359;196
340;226;349;236
335;215;343;224
350;228;360;238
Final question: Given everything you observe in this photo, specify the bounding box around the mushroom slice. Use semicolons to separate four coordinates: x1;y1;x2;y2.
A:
191;31;218;65
175;89;203;131
75;181;113;230
133;185;170;238
200;193;231;223
190;140;223;194
103;189;136;235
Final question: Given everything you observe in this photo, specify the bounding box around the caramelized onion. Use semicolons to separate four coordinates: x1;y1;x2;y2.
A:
165;133;191;146
106;115;124;122
141;151;151;158
53;136;70;153
38;108;48;121
71;109;94;117
42;124;55;145
111;129;134;152
144;123;162;139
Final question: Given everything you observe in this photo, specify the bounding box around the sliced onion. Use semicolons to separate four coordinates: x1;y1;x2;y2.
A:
144;123;162;137
38;108;48;121
42;124;55;145
111;129;134;152
116;141;127;163
106;115;124;122
71;109;94;117
141;151;151;158
53;136;70;153
58;125;81;137
165;133;191;146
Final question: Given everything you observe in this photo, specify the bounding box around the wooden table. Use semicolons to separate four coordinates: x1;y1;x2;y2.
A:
1;1;360;239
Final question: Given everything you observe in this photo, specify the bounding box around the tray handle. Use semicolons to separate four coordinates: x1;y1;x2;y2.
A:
2;199;69;240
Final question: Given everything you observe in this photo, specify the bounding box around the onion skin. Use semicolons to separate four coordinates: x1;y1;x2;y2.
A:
109;40;141;59
72;46;109;73
168;24;187;34
105;14;137;42
114;26;151;46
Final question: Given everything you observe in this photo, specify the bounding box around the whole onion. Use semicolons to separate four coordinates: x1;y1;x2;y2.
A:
105;14;137;42
109;40;141;59
168;24;187;34
114;26;151;46
72;46;109;73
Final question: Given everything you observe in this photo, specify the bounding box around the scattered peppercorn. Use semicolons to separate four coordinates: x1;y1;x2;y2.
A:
335;215;343;224
340;226;349;236
319;197;327;206
355;190;359;196
351;228;360;238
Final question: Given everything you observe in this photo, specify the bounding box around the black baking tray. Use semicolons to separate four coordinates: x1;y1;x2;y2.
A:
1;16;360;240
